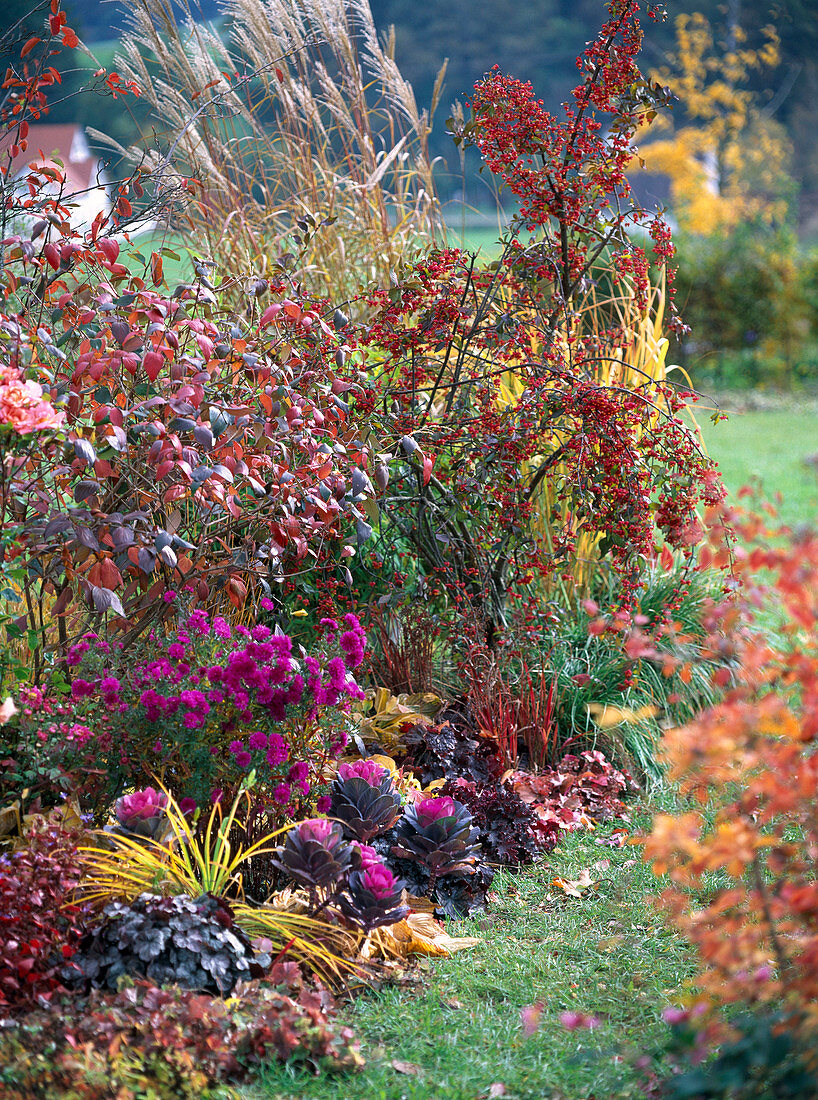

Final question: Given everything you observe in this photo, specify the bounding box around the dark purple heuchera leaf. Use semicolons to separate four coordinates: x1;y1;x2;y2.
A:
438;777;543;865
391;795;479;892
71;893;265;996
270;819;356;898
403;718;502;786
330;760;402;842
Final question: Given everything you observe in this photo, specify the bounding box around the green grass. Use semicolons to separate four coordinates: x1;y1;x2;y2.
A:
120;230;198;291
698;404;818;527
251;813;691;1100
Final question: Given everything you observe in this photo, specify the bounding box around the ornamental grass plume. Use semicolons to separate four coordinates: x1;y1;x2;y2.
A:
102;0;445;299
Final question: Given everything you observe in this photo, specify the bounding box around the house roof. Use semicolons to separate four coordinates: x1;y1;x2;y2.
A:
0;123;101;193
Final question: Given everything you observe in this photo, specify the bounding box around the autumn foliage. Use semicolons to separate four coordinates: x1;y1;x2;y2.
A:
642;503;818;1071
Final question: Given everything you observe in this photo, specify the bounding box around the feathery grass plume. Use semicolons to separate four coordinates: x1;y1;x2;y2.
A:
100;0;444;300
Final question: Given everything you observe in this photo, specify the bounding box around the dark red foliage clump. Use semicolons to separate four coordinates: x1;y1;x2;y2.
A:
511;750;638;843
0;976;360;1097
0;824;87;1015
438;778;544;865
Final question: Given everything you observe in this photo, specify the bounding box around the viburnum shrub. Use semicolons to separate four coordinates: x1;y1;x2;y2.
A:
640;505;818;1080
356;0;724;645
14;608;367;816
0;3;377;680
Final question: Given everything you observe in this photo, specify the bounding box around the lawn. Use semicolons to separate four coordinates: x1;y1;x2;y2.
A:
249;402;816;1100
698;402;818;527
253;811;690;1100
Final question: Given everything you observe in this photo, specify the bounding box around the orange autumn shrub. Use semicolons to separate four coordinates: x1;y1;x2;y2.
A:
642;505;818;1068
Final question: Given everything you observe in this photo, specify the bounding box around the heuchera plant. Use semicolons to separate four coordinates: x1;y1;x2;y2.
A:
15;608;367;815
71;892;266;996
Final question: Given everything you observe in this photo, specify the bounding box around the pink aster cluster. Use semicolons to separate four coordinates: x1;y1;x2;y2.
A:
0;365;64;435
338;613;367;670
50;607;368;819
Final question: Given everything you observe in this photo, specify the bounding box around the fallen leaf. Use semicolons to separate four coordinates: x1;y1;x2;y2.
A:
552;868;595;897
591;859;611;873
486;1085;509;1098
440;995;464;1009
595;829;629;848
520;1002;543;1037
370;910;481;959
391;1060;422;1075
587;702;658;728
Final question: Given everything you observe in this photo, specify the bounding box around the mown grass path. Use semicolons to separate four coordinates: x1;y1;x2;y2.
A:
699;402;818;527
252;813;692;1100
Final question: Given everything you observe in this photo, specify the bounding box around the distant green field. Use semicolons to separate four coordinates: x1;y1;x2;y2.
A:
446;224;503;258
699;406;818;527
122;231;197;291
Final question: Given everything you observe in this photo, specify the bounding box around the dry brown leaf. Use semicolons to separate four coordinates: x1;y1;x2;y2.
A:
520;1002;544;1037
552;868;595;897
391;1059;422;1075
368;911;480;960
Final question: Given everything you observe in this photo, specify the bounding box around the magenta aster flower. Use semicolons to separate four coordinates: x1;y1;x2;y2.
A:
273;782;291;804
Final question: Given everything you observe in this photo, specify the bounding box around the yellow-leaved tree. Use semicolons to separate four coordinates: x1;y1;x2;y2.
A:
636;12;793;234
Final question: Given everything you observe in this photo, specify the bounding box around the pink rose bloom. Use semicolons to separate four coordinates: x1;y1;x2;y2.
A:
361;863;398;900
337;759;388;786
116;786;168;824
416;796;456;824
0;367;64;435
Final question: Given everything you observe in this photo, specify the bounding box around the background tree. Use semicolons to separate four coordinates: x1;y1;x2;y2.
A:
635;10;794;234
